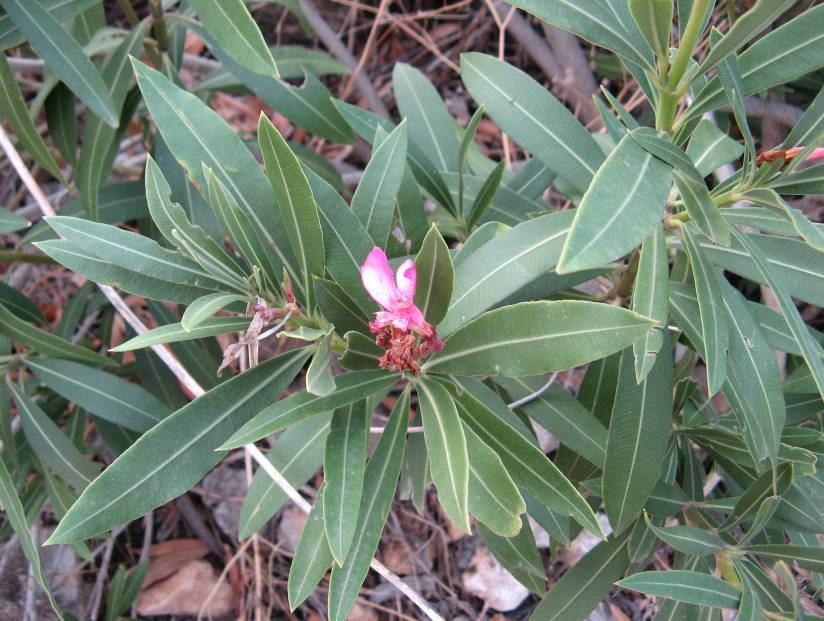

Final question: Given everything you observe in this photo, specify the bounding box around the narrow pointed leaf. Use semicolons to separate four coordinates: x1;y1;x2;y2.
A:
110;317;250;352
306;331;336;396
288;486;333;610
557;133;672;274
617;571;741;609
327;391;408;621
414;225;453;326
632;224;670;382
181;293;248;331
417;379;470;533
426;301;655;377
47;349;309;544
324;400;369;563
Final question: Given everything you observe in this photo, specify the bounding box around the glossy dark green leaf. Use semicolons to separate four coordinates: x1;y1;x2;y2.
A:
413;225;453;326
288;485;333;610
315;278;370;337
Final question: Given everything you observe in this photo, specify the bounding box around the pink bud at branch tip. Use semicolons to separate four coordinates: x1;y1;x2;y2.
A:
359;246;442;373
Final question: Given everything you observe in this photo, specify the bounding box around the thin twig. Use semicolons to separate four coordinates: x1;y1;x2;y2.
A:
507;372;559;409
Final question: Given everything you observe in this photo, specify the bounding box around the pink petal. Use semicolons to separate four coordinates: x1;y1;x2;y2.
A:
395;259;416;301
806;147;824;163
360;247;398;310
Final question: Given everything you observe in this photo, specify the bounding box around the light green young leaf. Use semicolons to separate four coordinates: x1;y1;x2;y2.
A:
629;0;673;58
189;0;277;76
417;378;470;533
47;349;310;544
110;317;250;352
351;120;408;248
306;331;336;396
27;358;172;433
426;301;655;377
0;302;115;367
617;570;741;609
557;133;672;274
1;0;116;124
10;381;101;493
603;341;673;535
414;224;453;326
682;224;728;395
323;401;369;564
0;53;63;180
258;114;324;307
461;52;604;193
181;293;248;332
632;224;670;382
327;390;408;621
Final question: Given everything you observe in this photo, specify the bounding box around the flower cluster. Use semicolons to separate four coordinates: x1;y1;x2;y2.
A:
360;247;442;373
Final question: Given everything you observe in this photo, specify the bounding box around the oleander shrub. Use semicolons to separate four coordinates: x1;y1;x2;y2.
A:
1;0;823;619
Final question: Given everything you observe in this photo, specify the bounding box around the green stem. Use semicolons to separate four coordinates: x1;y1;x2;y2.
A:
669;0;712;89
150;0;170;53
0;250;56;264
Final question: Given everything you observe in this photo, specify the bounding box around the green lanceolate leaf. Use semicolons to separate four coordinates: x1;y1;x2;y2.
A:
629;0;673;58
393;63;459;172
618;570;741;609
438;210;574;336
0;53;63;180
258;114;324;307
0;207;29;234
739;188;824;252
499;376;607;468
457;104;486;215
477;518;546;593
673;170;731;246
315;278;370;337
239;415;330;538
644;514;723;556
26;358;171;433
461;52;604;193
719;462;793;531
1;0;117;125
9;381;100;492
718;279;784;465
557;133;672;274
0;0;98;49
327;390;409;621
452;386;604;538
339;331;382;371
417;378;470;533
0;457;62;617
221;371;398;449
426;301;655;377
324;400;369;564
0;302;114;367
603;341;673;535
686;119;744;177
47;216;228;292
145;156;247;289
744;544;824;572
464;423;525;537
503;0;654;70
110;317;250;352
76;22;144;219
529;530;631;621
47;349;310;544
632;224;670;383
414;225;453;326
466;161;505;229
181;293;249;331
288;485;333;610
682;224;728;395
189;0;277;76
133;59;296;292
306;168;375;315
731;228;824;399
306;331;336;396
351;120;408;248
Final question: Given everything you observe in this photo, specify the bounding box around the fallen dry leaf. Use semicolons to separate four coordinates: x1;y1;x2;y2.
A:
143;538;208;588
462;545;529;612
136;558;235;617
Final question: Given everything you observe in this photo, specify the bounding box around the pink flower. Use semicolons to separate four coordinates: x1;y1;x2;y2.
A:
360;247;436;339
757;146;824;165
